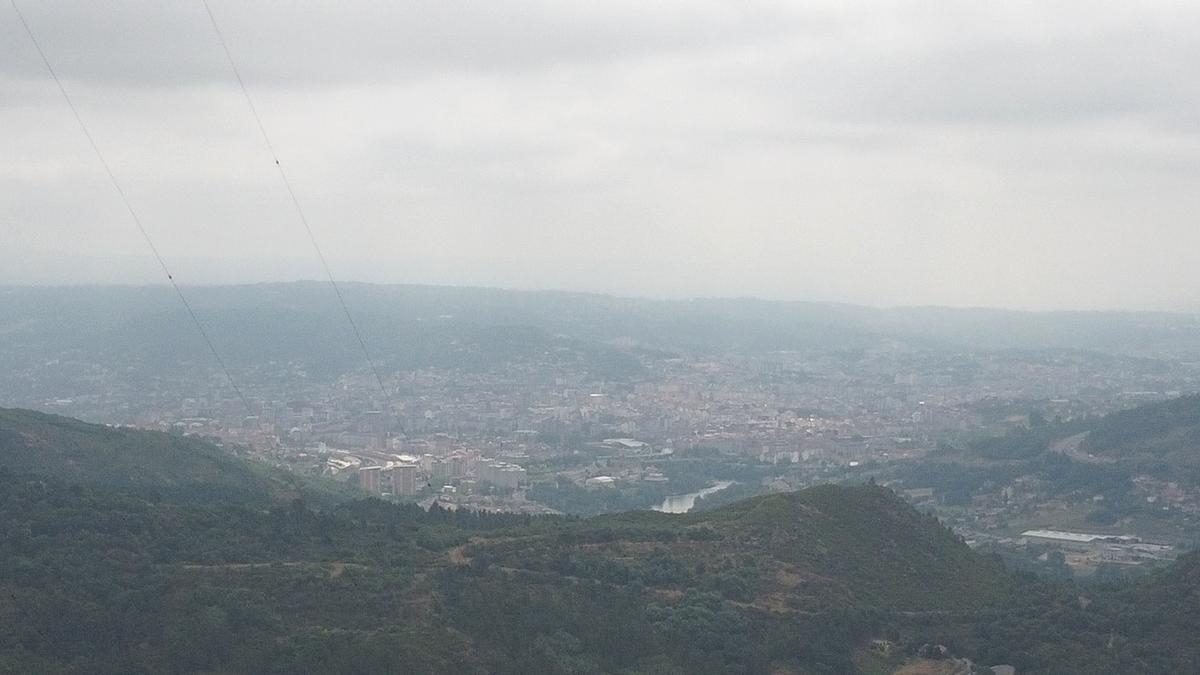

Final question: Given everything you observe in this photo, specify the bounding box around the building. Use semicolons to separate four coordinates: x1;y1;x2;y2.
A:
391;463;418;497
432;458;451;480
602;438;650;453
585;475;617;489
478;460;527;490
359;466;383;494
1021;529;1140;550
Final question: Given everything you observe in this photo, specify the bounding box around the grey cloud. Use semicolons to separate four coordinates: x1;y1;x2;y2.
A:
5;0;1200;311
710;14;1200;129
2;0;816;87
838;33;1200;126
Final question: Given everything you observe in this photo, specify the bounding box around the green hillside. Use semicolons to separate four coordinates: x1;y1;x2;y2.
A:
894;394;1200;522
0;469;1013;674
1082;394;1200;465
442;486;1016;673
3;409;1200;673
1106;552;1200;670
467;485;1011;617
0;407;353;505
949;393;1200;473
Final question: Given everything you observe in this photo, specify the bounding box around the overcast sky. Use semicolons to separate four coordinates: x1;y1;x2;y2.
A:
3;1;1199;310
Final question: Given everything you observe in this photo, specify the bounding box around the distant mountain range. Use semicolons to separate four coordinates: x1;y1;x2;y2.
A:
3;282;1199;388
1;407;1199;673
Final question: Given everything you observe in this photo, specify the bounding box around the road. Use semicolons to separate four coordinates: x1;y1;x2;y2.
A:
1049;432;1113;464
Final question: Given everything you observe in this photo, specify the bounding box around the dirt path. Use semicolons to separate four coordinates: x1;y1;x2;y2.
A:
182;561;365;577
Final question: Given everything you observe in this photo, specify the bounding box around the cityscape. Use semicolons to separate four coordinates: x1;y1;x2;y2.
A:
5;284;1198;575
6;0;1200;669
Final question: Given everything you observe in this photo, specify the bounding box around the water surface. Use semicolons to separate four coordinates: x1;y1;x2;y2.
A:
653;481;734;514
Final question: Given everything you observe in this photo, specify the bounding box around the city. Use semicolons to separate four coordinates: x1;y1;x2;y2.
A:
5;284;1198;577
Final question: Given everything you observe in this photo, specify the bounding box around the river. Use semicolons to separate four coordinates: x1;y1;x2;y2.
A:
652;481;734;514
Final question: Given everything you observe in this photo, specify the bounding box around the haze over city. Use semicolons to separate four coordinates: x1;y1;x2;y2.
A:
11;2;1200;673
5;0;1200;310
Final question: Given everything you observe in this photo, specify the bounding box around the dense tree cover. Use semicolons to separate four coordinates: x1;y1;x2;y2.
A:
0;469;492;673
968;417;1090;461
894;394;1200;513
6;466;1200;673
1083;394;1200;455
960;394;1200;489
6;402;1200;673
890;451;1133;510
1079;395;1200;488
0;408;356;506
916;553;1200;673
528;476;681;514
1112;552;1200;671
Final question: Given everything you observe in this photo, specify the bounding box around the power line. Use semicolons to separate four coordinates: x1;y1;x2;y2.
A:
10;0;253;415
200;0;391;402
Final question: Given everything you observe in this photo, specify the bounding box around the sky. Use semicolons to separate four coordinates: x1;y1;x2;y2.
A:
2;0;1199;311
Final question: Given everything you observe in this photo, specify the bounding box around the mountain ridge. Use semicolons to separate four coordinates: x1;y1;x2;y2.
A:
2;407;1200;672
0;407;353;506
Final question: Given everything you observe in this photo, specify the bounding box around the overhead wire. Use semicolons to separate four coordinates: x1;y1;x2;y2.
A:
199;0;391;403
9;0;253;415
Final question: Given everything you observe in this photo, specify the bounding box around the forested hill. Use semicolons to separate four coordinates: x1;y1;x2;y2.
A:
889;394;1200;539
1081;393;1200;460
4;467;1199;673
4;408;1200;672
949;393;1200;496
0;468;1012;674
453;484;1013;625
0;407;353;505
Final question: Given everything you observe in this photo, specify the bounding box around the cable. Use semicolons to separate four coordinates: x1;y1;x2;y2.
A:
10;0;253;415
200;0;391;402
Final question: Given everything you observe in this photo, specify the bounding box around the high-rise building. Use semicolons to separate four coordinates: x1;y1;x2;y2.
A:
359;466;382;494
391;464;418;497
432;458;451;480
